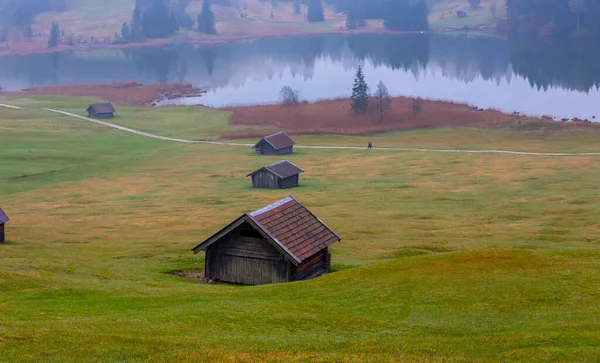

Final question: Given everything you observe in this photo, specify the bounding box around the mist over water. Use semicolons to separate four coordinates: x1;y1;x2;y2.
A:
1;34;599;119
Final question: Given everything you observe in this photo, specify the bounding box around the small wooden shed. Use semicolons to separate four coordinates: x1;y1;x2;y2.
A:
192;196;341;285
86;103;115;119
247;160;303;189
253;132;296;155
0;208;9;243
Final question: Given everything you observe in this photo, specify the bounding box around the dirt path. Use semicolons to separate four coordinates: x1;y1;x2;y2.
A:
0;104;23;109
22;107;600;157
45;109;600;156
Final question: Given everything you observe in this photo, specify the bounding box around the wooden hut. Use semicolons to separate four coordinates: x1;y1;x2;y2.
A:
0;208;9;243
247;160;303;189
86;103;115;119
253;132;295;155
192;196;341;285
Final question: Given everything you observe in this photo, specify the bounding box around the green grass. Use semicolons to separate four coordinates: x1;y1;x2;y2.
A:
1;96;600;361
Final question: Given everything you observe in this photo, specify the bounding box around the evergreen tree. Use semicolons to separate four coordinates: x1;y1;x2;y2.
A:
350;66;369;114
307;0;325;22
198;0;217;34
142;0;179;38
346;11;358;29
121;22;130;39
384;0;428;31
48;22;60;48
130;4;144;41
293;0;301;14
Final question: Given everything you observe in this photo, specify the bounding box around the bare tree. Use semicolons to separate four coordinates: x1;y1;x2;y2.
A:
280;85;300;106
374;80;391;121
411;97;423;119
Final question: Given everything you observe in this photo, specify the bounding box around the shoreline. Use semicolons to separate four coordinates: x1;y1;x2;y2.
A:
0;27;495;58
1;83;596;137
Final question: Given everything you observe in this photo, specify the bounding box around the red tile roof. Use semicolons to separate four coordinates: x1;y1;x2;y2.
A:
248;196;340;262
192;196;341;265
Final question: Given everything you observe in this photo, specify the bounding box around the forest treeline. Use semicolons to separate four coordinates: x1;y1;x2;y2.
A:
507;0;600;37
2;0;600;41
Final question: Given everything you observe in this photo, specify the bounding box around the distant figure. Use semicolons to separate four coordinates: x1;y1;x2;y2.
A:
367;142;373;150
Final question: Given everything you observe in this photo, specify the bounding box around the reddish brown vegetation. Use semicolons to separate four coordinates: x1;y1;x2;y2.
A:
0;82;202;106
225;97;517;137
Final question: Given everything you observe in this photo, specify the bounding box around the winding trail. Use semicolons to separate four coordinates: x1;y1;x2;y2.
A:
0;103;23;109
22;108;600;157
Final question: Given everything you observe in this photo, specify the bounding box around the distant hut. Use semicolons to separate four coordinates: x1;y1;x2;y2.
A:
0;208;9;243
253;131;296;155
457;10;467;18
247;160;303;189
192;196;341;285
86;103;115;119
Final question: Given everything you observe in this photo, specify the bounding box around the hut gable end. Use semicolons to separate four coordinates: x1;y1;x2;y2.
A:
0;208;8;224
0;207;8;243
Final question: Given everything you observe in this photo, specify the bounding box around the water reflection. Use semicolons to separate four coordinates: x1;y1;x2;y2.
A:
0;34;599;118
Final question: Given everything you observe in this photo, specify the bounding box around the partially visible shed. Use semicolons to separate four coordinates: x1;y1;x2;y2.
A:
0;208;9;243
253;132;296;155
86;103;115;119
192;196;341;285
247;160;303;189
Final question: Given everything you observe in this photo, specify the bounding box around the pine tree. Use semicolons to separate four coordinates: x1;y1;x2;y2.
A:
121;22;130;39
48;22;60;48
307;0;325;22
198;0;217;34
293;0;301;14
384;0;428;31
350;66;369;114
142;0;179;39
346;11;358;29
130;4;143;41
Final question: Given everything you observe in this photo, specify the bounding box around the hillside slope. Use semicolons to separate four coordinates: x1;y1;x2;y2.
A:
23;0;505;39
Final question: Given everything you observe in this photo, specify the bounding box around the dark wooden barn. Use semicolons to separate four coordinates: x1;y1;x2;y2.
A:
253;132;296;155
247;160;303;189
86;103;115;119
0;208;9;243
192;196;341;285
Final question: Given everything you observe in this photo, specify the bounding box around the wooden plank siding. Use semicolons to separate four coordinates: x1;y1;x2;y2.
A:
250;171;299;189
251;170;280;189
205;223;293;284
293;248;330;281
255;141;293;155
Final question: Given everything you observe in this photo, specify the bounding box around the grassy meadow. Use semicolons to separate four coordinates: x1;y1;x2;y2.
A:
1;96;600;362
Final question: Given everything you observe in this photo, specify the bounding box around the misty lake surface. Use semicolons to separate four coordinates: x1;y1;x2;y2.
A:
1;34;599;119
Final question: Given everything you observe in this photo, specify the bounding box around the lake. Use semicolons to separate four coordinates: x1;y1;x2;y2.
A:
1;34;599;119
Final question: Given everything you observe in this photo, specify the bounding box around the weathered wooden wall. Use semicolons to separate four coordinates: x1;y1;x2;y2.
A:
205;223;293;285
279;175;299;189
255;141;293;155
251;170;280;189
293;248;330;281
88;111;113;119
251;172;299;189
